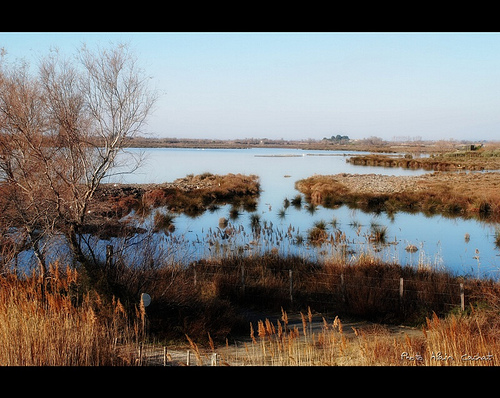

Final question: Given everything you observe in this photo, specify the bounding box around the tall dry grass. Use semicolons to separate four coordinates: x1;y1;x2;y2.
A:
2;245;498;366
0;262;142;366
218;307;499;366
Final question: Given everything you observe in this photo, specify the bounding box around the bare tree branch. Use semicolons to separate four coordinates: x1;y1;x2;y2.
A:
0;43;158;279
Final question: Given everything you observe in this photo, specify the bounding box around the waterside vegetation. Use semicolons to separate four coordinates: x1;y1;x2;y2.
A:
296;172;500;222
2;43;499;366
90;172;260;233
1;250;499;365
347;148;500;171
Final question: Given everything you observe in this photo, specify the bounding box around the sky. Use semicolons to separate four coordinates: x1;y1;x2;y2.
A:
1;31;500;142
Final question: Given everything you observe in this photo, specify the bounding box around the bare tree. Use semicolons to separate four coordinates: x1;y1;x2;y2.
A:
0;43;158;279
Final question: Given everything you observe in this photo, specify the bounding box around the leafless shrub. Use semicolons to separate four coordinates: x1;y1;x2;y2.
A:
0;43;158;279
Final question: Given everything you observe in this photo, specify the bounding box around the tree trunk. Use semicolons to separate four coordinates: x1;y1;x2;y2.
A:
67;223;94;275
26;227;48;279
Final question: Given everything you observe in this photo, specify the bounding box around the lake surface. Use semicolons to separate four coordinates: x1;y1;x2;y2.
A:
110;147;500;280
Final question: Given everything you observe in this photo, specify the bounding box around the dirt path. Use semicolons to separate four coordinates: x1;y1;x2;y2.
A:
136;311;423;366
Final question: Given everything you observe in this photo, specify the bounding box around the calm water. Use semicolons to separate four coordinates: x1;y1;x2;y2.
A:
110;147;500;279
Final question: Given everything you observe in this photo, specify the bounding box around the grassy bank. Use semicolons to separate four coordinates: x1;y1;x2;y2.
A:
86;173;260;236
347;148;500;171
296;172;500;222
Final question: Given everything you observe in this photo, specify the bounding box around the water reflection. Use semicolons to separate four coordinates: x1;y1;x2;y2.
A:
106;148;500;279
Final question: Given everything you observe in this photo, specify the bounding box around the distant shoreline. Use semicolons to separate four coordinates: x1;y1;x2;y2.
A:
123;136;491;154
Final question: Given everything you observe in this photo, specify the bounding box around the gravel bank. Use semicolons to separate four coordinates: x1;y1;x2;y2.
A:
325;173;424;194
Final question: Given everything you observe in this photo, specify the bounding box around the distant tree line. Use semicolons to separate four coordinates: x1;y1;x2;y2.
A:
323;134;350;143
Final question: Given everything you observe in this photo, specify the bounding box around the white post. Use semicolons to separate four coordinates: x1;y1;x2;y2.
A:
211;353;218;366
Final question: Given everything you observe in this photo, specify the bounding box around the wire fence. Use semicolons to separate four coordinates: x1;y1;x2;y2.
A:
188;260;477;319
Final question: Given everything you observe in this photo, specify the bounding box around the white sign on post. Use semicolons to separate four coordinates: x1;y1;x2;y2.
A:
141;293;151;307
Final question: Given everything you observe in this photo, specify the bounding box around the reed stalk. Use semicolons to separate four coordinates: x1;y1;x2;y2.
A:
0;265;140;366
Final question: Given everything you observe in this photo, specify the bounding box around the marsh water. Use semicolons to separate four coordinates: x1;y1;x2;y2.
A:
110;147;500;279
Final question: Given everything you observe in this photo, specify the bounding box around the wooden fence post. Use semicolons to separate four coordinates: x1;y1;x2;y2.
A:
106;244;113;268
138;342;143;366
460;283;465;312
399;277;404;312
211;353;218;366
241;265;245;296
340;273;346;303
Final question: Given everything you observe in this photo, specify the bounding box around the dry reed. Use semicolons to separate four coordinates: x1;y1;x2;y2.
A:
0;262;141;366
219;308;499;366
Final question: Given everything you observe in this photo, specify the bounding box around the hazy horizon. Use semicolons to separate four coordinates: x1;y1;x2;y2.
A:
2;32;500;142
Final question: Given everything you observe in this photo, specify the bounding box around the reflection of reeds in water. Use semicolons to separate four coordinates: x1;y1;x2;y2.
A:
277;208;287;220
171;212;396;267
250;213;261;231
290;194;302;209
153;211;175;233
369;225;388;244
229;207;240;220
495;229;500;248
305;203;317;215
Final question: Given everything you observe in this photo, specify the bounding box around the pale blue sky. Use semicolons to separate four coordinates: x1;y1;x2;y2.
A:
2;32;500;141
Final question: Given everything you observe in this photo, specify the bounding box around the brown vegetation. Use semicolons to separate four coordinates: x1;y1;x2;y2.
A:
2;43;499;365
90;172;260;222
125;135;499;155
296;172;500;222
0;263;142;365
347;146;500;171
2;251;498;365
0;43;157;280
218;306;500;366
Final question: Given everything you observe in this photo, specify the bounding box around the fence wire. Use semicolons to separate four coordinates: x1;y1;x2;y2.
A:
187;262;475;315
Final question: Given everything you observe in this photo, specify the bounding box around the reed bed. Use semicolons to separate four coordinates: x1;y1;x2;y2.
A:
1;251;499;365
217;307;499;366
0;262;142;366
346;151;500;171
1;222;499;365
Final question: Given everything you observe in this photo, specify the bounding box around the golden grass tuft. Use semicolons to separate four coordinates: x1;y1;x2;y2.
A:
0;264;141;366
218;308;500;366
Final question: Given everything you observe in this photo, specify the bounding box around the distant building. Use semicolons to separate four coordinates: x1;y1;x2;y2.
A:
459;144;482;151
